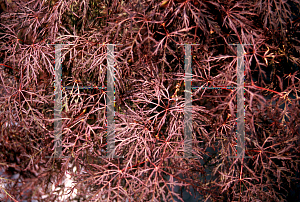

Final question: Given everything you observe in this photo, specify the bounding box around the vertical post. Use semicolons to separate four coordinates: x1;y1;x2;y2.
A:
236;44;245;159
106;44;115;158
228;43;252;159
184;44;193;158
54;44;62;158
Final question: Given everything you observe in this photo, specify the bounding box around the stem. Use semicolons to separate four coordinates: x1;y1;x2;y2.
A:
0;185;19;202
249;81;283;96
0;64;19;72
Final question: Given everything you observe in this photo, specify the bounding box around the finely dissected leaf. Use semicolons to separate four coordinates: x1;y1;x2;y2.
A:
0;0;299;201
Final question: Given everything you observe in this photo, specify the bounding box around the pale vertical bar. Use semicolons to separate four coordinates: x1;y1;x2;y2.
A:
106;45;115;158
54;44;62;157
184;44;193;157
236;44;245;159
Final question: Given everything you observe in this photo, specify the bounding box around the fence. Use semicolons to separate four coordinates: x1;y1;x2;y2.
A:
50;43;252;161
